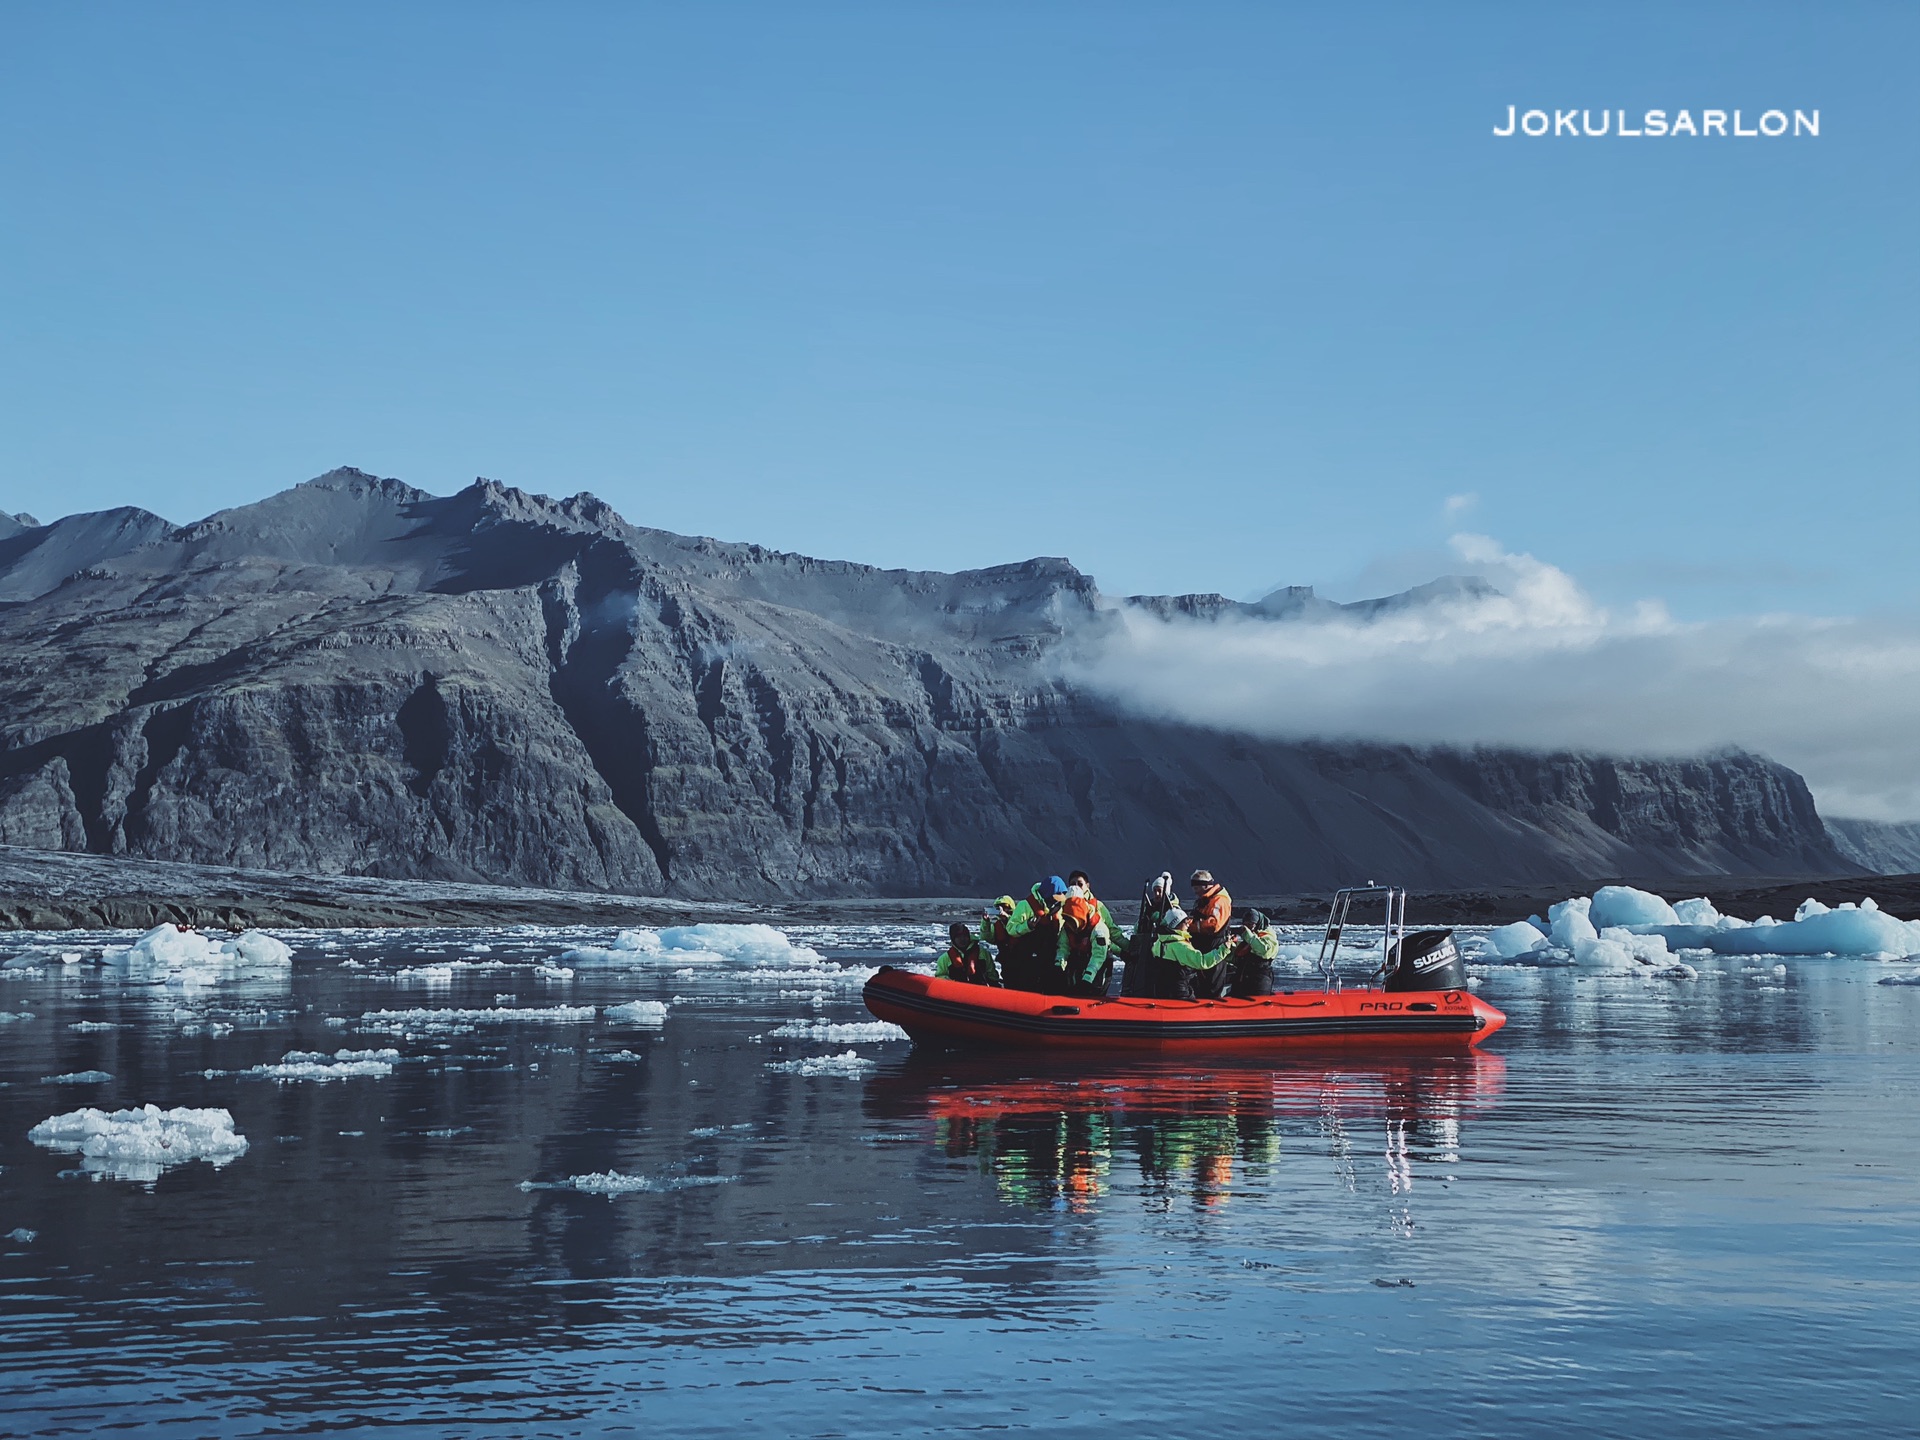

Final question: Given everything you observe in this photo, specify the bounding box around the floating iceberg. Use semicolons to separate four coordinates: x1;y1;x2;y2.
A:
1590;886;1679;929
1695;900;1915;957
42;1070;113;1084
1484;921;1549;959
29;1104;248;1183
103;926;293;988
562;924;846;975
1548;897;1598;949
767;1049;875;1078
604;1000;670;1025
1491;886;1920;961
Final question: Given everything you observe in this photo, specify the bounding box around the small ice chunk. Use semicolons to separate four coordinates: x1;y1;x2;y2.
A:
29;1104;248;1183
0;1011;36;1024
7;1228;36;1243
237;1048;400;1082
605;1000;670;1025
766;1020;908;1042
536;965;574;980
42;1070;113;1085
1878;969;1920;987
518;1171;737;1196
766;1049;875;1078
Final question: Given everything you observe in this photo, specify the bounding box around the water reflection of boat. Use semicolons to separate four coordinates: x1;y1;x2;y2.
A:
865;884;1507;1052
866;1053;1506;1214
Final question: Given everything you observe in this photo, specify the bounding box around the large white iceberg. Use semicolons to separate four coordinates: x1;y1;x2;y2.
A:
104;926;293;988
28;1104;249;1183
1695;903;1915;957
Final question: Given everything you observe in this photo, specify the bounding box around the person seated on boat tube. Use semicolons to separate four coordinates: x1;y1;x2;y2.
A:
1055;870;1122;995
1227;908;1281;997
1188;870;1234;950
934;922;1001;986
1119;870;1176;997
1001;876;1069;993
1148;908;1237;1000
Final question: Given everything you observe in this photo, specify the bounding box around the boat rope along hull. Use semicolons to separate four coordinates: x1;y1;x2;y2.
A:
862;967;1506;1051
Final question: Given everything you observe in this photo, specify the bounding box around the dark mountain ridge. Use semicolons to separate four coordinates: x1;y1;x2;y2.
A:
0;468;1855;898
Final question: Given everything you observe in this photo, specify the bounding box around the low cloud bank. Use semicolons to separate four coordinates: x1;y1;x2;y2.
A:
1069;534;1920;821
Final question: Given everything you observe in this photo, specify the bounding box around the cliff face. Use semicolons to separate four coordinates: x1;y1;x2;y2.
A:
0;469;1854;897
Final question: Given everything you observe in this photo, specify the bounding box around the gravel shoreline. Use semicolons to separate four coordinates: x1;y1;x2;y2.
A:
2;843;1913;932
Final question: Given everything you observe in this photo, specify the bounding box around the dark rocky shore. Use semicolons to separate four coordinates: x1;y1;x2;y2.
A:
4;843;1912;933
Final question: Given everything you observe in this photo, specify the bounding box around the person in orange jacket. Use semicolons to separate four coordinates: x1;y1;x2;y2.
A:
1188;870;1233;950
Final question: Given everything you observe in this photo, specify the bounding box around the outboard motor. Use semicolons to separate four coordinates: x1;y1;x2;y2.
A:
1384;929;1466;992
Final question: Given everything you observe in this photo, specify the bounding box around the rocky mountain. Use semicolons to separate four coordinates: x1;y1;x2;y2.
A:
0;469;1857;899
1825;818;1920;877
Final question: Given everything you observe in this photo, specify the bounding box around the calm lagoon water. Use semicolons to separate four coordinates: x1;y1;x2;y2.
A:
1;922;1916;1437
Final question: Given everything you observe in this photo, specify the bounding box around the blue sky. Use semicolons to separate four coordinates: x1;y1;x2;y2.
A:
2;3;1914;617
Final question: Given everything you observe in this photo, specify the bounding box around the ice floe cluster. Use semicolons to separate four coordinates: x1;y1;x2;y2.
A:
766;1049;875;1078
561;924;873;991
212;1048;401;1082
28;1104;249;1183
353;1003;599;1037
766;1019;907;1042
1468;885;1920;970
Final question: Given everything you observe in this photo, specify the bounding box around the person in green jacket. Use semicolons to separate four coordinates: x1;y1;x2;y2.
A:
1149;911;1236;1000
1001;877;1067;993
934;922;1001;986
1228;909;1281;996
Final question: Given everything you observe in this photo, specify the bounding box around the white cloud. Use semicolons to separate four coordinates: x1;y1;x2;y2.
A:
1069;534;1920;821
1443;491;1479;520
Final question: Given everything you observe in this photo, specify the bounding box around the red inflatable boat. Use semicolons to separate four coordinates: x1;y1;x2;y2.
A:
863;968;1504;1051
863;884;1506;1052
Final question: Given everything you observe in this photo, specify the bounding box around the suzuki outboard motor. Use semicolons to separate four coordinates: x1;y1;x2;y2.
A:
1384;929;1466;992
